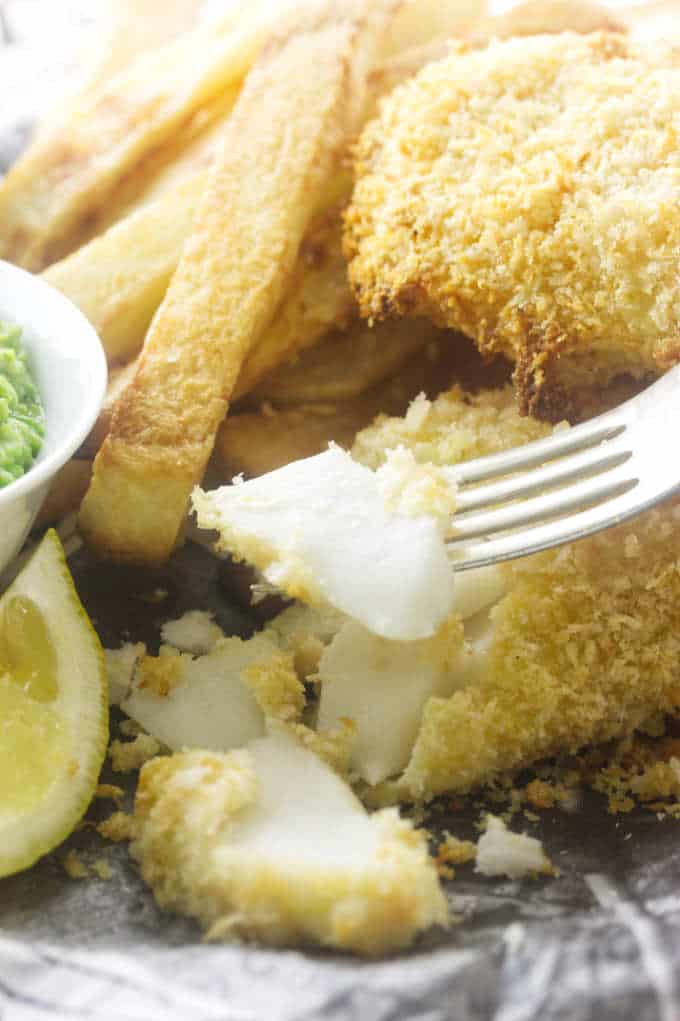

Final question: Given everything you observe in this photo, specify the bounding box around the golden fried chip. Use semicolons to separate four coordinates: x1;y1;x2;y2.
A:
233;198;353;398
217;337;463;478
0;5;274;270
47;3;464;377
253;317;443;405
39;0;200;136
79;360;139;459
83;85;241;240
43;175;205;366
79;0;394;564
45;166;349;370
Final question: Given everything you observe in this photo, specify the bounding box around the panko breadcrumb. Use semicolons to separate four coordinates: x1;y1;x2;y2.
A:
353;385;550;469
437;834;477;867
405;504;680;797
345;33;680;417
97;810;136;843
62;849;89;880
109;733;162;773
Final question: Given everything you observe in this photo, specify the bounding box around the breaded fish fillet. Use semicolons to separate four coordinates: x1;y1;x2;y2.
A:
353;386;680;798
345;33;680;418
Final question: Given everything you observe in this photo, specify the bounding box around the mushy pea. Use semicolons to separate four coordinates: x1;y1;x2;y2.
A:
0;322;44;486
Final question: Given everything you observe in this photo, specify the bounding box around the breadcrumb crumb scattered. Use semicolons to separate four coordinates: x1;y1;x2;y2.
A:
97;811;136;843
92;859;113;881
241;649;305;722
62;849;89;880
436;834;477;868
94;784;125;806
110;734;162;773
285;719;357;778
135;649;184;697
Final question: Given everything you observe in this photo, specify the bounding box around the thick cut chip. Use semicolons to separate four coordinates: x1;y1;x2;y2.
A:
346;34;680;418
0;4;272;270
80;85;241;243
132;733;448;954
193;447;456;641
253;317;441;404
45;2;471;378
45;168;347;371
38;0;201;141
80;1;394;564
45;3;460;377
43;176;206;366
80;360;138;458
216;338;465;479
232;198;355;398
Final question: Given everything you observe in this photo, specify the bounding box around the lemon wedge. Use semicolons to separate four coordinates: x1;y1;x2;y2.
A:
0;529;107;878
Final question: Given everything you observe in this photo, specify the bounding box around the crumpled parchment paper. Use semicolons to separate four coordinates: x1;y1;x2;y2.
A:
2;5;680;1019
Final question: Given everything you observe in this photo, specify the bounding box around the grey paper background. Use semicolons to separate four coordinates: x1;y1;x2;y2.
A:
2;4;680;1019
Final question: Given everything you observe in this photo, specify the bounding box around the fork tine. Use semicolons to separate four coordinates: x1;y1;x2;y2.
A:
451;408;627;486
448;486;672;572
449;469;637;541
455;440;631;513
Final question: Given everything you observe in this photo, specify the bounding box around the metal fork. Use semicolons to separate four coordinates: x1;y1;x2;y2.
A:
446;364;680;571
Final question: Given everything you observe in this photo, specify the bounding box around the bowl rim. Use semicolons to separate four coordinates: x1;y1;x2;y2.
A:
0;259;108;506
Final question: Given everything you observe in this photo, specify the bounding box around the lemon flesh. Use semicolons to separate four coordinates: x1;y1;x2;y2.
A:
0;530;107;878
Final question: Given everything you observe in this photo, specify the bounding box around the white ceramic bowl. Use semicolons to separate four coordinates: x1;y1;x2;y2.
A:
0;260;107;572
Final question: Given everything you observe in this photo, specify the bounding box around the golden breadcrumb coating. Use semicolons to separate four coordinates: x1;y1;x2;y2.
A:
97;811;136;843
405;508;680;797
352;384;550;469
345;33;680;416
132;741;448;955
355;386;680;798
285;719;357;778
436;834;476;867
62;849;89;880
240;649;305;722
